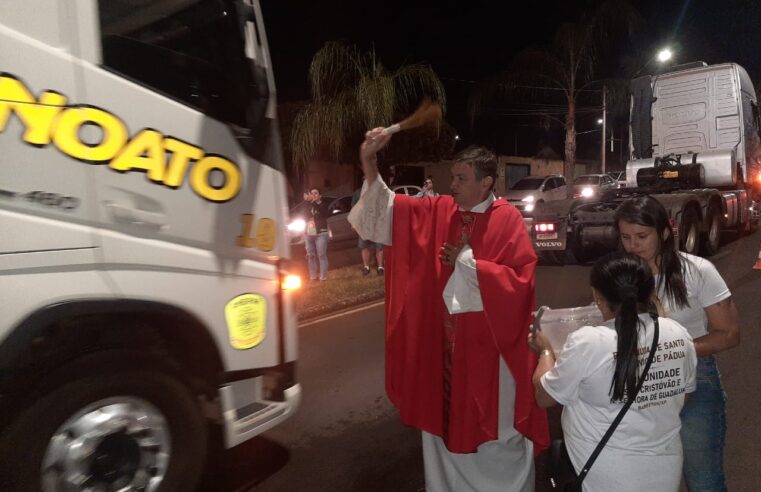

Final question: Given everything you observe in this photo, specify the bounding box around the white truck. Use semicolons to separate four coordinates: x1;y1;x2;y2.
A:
532;62;761;263
0;1;301;490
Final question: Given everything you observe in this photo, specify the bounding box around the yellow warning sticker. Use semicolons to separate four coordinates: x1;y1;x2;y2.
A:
225;294;266;350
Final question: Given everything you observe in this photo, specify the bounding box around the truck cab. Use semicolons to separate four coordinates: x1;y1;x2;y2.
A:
0;1;300;490
532;62;761;264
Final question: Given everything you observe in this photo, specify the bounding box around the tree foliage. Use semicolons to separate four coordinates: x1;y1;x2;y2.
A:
290;41;449;183
468;0;641;178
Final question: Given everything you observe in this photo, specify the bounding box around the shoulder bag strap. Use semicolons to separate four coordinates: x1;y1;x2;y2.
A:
576;314;660;483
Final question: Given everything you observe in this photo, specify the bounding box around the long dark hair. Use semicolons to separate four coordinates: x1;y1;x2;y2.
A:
590;252;656;402
614;196;689;309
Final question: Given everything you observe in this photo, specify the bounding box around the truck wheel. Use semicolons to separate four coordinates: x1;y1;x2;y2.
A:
570;240;593;265
0;362;207;492
680;207;701;255
701;205;722;256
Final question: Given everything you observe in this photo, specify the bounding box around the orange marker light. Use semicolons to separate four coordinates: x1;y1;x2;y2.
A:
281;274;302;291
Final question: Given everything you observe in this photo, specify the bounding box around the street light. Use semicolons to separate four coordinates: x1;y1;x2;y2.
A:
657;48;673;63
597;118;604;125
632;46;675;78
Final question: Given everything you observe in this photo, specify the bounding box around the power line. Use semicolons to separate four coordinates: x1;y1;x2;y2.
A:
441;76;603;93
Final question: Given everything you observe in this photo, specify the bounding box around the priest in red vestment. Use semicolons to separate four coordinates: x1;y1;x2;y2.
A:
348;128;549;491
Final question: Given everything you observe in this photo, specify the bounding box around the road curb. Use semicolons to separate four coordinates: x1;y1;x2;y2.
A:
298;298;385;327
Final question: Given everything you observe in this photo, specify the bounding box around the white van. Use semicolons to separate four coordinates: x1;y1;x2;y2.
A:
0;1;300;490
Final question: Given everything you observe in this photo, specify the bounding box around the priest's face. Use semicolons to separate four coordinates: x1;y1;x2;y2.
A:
450;161;492;210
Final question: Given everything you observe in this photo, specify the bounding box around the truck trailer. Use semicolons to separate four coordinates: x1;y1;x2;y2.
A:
532;62;761;264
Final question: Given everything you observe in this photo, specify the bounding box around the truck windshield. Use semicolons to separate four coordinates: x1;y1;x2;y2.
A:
511;178;545;190
98;0;269;158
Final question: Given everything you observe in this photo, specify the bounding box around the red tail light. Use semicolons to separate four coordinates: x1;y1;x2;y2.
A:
535;223;556;232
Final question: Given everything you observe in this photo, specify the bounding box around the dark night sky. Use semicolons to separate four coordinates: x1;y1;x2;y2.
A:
260;0;761;159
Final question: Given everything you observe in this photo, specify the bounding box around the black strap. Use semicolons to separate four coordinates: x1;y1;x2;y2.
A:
576;314;660;483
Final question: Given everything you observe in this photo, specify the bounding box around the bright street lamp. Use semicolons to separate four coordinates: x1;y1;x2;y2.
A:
597;118;604;125
657;48;673;63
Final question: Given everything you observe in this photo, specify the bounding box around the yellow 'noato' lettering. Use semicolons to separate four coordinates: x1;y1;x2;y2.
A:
163;137;204;188
1;74;245;203
53;106;128;162
0;76;67;145
190;156;241;203
110;129;166;181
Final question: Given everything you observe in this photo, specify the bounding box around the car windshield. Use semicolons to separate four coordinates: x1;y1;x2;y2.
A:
573;176;601;185
510;177;546;190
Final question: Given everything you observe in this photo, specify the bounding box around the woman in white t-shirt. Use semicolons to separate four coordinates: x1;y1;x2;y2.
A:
529;252;697;492
614;196;740;491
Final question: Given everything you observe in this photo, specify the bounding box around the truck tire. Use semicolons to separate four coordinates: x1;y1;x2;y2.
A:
0;359;207;492
701;204;722;256
569;234;594;265
680;207;701;255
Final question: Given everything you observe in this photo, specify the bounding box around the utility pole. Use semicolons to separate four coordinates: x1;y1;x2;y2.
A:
601;85;607;174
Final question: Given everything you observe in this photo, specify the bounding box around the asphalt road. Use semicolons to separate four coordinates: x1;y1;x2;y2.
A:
200;229;761;492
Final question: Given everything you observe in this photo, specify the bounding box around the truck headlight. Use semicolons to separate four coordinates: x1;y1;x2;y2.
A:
287;218;306;233
581;187;594;198
521;195;535;202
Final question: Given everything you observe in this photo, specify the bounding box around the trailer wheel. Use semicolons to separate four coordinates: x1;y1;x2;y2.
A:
702;205;722;256
0;356;207;492
680;207;701;255
569;235;594;265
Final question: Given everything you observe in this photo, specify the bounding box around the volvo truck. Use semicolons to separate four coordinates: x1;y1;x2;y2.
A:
532;62;761;263
0;1;301;490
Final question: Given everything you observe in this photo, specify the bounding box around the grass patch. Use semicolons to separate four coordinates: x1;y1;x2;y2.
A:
296;265;386;321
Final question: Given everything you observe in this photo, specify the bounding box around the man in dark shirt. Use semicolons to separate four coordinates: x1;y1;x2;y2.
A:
304;188;331;281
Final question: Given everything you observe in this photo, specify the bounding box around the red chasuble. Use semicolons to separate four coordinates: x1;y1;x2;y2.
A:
384;194;549;454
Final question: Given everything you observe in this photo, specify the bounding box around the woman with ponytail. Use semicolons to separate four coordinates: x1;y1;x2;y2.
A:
615;196;739;491
529;253;697;491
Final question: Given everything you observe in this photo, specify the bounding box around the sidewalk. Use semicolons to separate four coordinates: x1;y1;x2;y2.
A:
290;242;386;322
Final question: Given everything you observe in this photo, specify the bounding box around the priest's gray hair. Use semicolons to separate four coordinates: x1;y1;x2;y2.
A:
453;145;497;190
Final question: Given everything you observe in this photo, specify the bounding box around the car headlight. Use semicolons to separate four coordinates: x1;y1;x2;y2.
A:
581;187;594;198
521;195;535;202
525;203;535;212
287;218;306;233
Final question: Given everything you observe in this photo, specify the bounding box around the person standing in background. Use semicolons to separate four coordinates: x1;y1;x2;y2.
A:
416;176;439;198
351;183;384;275
303;188;330;282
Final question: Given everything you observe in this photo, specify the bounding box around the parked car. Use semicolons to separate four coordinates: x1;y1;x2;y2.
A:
287;195;358;244
503;175;567;217
607;170;627;188
325;195;356;242
392;184;423;196
568;174;618;199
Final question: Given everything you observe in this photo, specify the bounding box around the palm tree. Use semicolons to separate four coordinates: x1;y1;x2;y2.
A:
290;41;447;184
469;0;640;178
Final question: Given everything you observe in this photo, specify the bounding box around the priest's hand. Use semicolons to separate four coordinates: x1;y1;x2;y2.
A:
439;242;462;267
359;128;393;184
